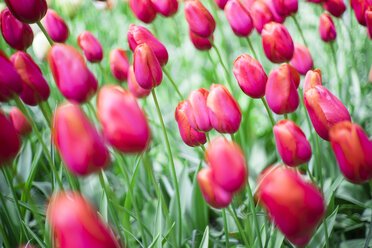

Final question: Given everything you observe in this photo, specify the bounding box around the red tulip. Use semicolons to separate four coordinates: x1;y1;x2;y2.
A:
262;22;294;63
4;0;47;24
9;107;32;136
329;121;372;184
205;137;247;192
304;85;351;140
214;0;229;9
127;24;168;65
233;54;268;98
197;167;233;208
0;110;21;166
97;85;151;153
319;13;337;42
303;69;322;94
207;84;242;134
366;6;372;38
109;49;130;82
47;191;119;248
48;44;98;103
256;166;325;246
127;66;151;98
11;51;50;106
265;64;300;114
290;44;314;75
264;0;286;23
153;0;178;17
250;1;274;33
185;88;212;132
323;0;346;17
272;0;298;17
0;50;23;102
224;0;254;37
43;9;69;43
351;0;371;25
77;31;103;63
175;101;207;147
0;8;33;51
129;0;157;23
189;30;213;50
274;120;312;167
184;0;216;38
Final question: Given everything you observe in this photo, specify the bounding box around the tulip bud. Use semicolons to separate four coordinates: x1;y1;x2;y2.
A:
329;121;372;184
214;0;229;9
233;54;268;98
351;0;370;26
109;48;129;82
43;9;69;43
366;6;372;38
133;43;163;90
127;24;168;65
129;0;157;23
273;120;312;167
48;44;98;103
0;8;33;51
127;66;151;98
205;137;247;192
197;167;233;208
319;13;337;42
4;0;47;23
185;88;212;132
175;101;207;147
97;85;151;153
11;51;50;106
207;84;242;133
153;0;178;17
189;30;213;50
0;110;21;166
224;0;254;37
290;44;314;75
303;69;322;94
262;22;294;63
250;1;274;33
323;0;346;17
265;64;300;114
256;166;325;246
184;0;216;38
0;50;23;102
272;0;298;17
77;31;103;63
304;85;351;140
241;0;255;11
9;107;32;136
47;191;119;248
264;0;286;23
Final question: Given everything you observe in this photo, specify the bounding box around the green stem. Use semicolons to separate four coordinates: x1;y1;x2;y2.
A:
222;208;230;248
36;21;53;46
330;42;342;99
0;220;10;248
171;17;182;46
365;213;372;248
246;180;263;248
314;134;323;190
260;98;275;126
39;103;51;127
98;63;110;85
227;207;249;247
206;133;211;143
230;133;235;142
245;37;258;60
324;218;330;248
284;113;288;119
211;41;234;92
163;68;183;100
291;15;308;48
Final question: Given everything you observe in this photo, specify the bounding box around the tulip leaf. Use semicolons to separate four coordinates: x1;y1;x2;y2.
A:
199;226;209;248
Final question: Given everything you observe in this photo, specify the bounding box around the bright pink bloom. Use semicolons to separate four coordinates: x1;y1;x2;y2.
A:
9;107;32;136
189;30;213;50
153;0;178;17
77;31;103;63
351;0;371;25
272;0;298;17
290;44;314;75
185;88;212;132
0;50;23;102
214;0;229;9
264;0;286;23
129;0;157;23
184;0;216;38
4;0;47;23
127;66;151;98
43;9;69;43
109;48;130;82
319;13;337;42
250;1;274;33
366;6;372;38
303;69;322;94
323;0;346;17
224;0;253;37
0;110;21;166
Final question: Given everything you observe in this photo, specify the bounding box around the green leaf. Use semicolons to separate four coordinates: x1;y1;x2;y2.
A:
199;226;209;248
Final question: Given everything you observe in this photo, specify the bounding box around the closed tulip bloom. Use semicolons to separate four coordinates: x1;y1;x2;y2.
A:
97;85;151;153
241;0;255;10
186;88;212;132
0;110;21;166
175;101;207;147
250;1;274;33
319;13;337;42
233;54;268;98
11;51;50;106
366;6;372;38
43;9;69;43
224;0;253;37
129;0;157;23
262;22;294;63
109;48;129;82
264;0;286;23
127;24;168;65
77;31;103;63
207;84;242;134
272;0;298;17
189;30;213;50
197;167;233;208
9;107;32;136
0;50;23;102
256;166;325;246
127;66;151;98
48;44;97;103
214;0;229;9
304;85;351;140
1;8;33;51
47;191;119;248
330;121;372;184
185;0;216;38
351;0;371;26
303;69;322;94
4;0;47;23
290;44;314;75
153;0;178;17
323;0;346;17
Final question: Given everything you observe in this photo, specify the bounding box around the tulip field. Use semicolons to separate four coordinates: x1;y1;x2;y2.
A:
0;0;372;247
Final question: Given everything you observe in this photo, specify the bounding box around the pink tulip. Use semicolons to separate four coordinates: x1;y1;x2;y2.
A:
184;0;216;38
351;0;371;26
214;0;229;9
264;0;286;23
109;48;130;82
319;13;337;42
0;110;21;166
250;1;274;33
4;0;47;24
241;0;255;11
303;69;322;94
224;0;254;37
129;0;157;23
185;88;212;132
366;6;372;38
9;107;32;136
189;30;213;50
0;50;23;102
272;0;298;17
43;9;69;43
290;44;314;75
323;0;346;17
77;31;103;63
153;0;178;17
127;66;151;98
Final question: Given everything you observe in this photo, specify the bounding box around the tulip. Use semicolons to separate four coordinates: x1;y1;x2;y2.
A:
272;0;298;17
329;121;372;184
185;88;212;132
77;31;103;63
366;6;372;38
265;64;300;114
127;24;168;65
0;110;21;166
184;0;216;38
129;0;157;23
11;51;50;106
323;0;346;17
256;166;325;246
153;0;178;17
127;66;151;98
224;0;254;37
47;191;119;248
48;44;98;103
207;84;242;134
205;137;247;192
351;0;370;25
197;167;233;208
303;69;322;94
189;30;213;50
0;8;33;50
262;22;294;63
97;85;151;153
175;101;207;147
273;120;312;167
214;0;229;9
233;54;268;98
4;0;47;23
304;85;351;140
241;0;255;10
250;1;274;33
290;44;314;75
319;13;337;42
133;43;163;90
9;107;32;136
0;50;23;102
43;9;69;43
264;0;286;23
109;48;130;82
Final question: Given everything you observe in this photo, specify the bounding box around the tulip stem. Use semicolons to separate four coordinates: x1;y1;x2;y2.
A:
246;180;264;248
0;217;10;248
245;37;258;61
98;63;110;85
230;133;235;142
291;16;308;48
227;206;250;247
330;42;342;99
163;68;183;100
206;133;211;143
151;89;182;247
36;21;54;46
260;98;275;126
284;113;288;119
211;41;234;93
364;213;372;248
314;134;323;190
222;208;230;248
